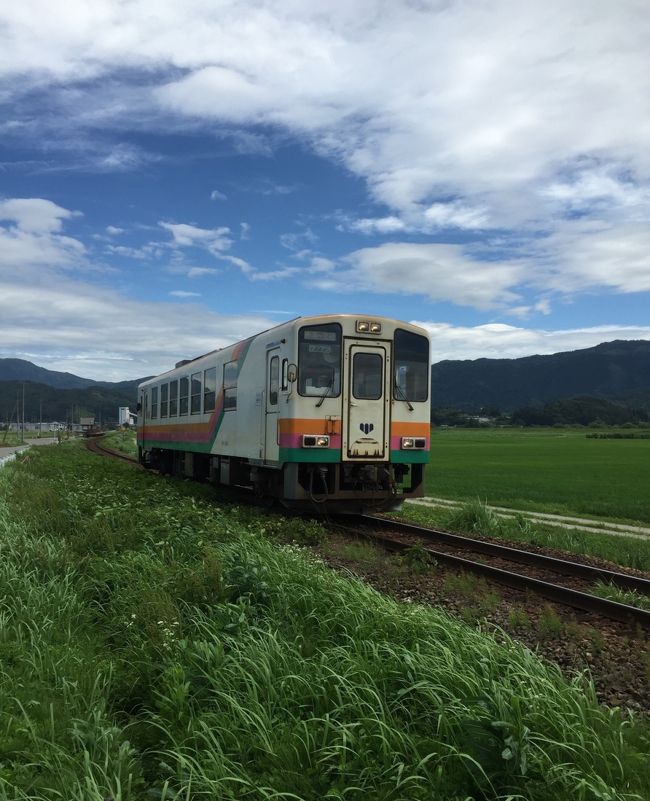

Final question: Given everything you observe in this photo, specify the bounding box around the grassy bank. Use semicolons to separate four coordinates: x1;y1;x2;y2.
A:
401;500;650;571
426;428;650;522
0;443;648;800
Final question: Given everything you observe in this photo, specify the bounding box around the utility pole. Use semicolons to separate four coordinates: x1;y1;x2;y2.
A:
21;383;25;444
39;398;42;438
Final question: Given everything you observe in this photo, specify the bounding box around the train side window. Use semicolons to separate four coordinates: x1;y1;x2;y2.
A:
394;329;430;402
160;383;168;418
169;380;178;417
224;360;238;411
269;356;279;406
151;387;158;419
179;377;189;416
204;367;216;412
281;358;288;391
191;372;202;414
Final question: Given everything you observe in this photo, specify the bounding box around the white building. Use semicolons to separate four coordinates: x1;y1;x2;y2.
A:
119;406;137;426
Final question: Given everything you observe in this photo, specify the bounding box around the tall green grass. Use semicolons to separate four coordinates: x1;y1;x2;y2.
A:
0;443;648;800
401;500;650;571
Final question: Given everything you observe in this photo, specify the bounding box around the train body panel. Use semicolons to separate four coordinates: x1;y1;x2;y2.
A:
137;314;430;511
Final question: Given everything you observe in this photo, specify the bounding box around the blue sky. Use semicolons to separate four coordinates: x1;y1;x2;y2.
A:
1;0;650;380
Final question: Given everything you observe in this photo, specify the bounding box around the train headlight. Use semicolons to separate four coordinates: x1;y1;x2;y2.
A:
356;320;382;334
302;434;330;448
401;437;426;449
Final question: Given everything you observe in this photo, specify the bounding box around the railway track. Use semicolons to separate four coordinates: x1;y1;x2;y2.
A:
349;514;650;629
84;435;139;464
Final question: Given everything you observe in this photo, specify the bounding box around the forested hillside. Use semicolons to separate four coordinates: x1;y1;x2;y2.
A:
431;339;650;411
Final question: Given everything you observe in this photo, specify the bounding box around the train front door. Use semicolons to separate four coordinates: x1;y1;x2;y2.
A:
342;340;390;460
264;349;280;462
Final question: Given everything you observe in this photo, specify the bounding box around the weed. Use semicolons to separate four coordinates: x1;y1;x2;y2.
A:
538;605;563;639
592;581;650;611
402;542;437;573
508;608;532;631
444;498;504;537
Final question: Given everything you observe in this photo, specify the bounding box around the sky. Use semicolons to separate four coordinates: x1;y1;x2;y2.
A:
1;0;650;381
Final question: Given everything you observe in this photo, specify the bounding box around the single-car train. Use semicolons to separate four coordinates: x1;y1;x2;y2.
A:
137;314;430;512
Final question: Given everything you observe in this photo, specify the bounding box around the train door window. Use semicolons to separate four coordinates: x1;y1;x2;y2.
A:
179;377;189;416
144;391;149;421
169;380;178;417
281;358;289;391
298;323;342;397
160;383;168;418
394;329;429;402
151;387;158;419
191;372;202;414
352;352;383;400
224;360;238;411
269;356;279;406
204;367;216;412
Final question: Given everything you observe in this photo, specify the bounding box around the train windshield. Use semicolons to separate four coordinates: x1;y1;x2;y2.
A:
394;328;429;402
298;323;342;397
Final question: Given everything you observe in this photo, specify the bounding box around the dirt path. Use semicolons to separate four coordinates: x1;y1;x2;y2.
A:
409;496;650;539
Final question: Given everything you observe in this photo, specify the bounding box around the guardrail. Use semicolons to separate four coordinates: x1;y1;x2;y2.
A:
0;446;29;469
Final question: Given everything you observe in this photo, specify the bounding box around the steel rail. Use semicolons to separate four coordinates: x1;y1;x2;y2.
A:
361;514;650;596
85;436;139;464
349;518;650;629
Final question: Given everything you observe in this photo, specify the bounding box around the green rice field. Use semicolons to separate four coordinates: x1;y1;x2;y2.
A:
426;428;650;523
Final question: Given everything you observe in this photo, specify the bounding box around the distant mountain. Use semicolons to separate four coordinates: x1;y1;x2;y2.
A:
0;358;150;424
0;358;99;389
431;340;650;411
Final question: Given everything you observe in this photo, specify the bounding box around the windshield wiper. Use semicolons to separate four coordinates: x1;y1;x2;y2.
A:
315;375;334;408
394;381;414;411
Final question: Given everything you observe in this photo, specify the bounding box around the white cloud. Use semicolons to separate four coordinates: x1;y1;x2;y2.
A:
186;267;218;278
529;221;650;295
0;197;79;233
250;267;300;282
169;290;200;297
422;202;490;230
312;242;525;309
339;216;406;235
0;274;275;380
3;1;650;237
159;221;232;253
0;198;86;271
106;225;124;236
417;321;650;364
3;2;650;305
210;189;227;201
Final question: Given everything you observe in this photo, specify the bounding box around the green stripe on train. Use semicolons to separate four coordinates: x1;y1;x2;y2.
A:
139;438;213;453
390;449;429;464
278;448;341;463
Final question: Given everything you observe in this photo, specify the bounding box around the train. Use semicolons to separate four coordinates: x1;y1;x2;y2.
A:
136;314;430;512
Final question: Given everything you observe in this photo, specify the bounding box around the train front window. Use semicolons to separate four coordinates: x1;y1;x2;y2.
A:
394;329;429;402
298;323;342;397
353;352;383;400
